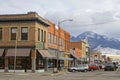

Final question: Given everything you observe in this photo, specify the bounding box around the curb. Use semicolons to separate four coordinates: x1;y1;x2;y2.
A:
50;71;66;76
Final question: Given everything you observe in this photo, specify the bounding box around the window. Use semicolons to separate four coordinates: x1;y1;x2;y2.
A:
62;39;64;47
0;28;2;40
59;38;62;46
54;35;57;44
38;28;40;41
0;58;4;69
11;27;17;40
41;29;43;42
48;33;51;43
21;27;28;40
51;34;54;44
44;31;46;42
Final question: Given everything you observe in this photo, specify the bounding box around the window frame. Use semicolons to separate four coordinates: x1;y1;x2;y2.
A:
21;27;28;41
0;28;2;40
11;27;17;40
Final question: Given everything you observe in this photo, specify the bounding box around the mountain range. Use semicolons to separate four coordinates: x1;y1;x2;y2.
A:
71;31;120;55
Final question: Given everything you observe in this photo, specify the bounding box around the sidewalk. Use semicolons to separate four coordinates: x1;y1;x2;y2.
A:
40;70;67;76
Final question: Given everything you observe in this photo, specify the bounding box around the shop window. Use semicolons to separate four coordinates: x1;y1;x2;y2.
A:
9;58;14;69
36;57;44;69
48;60;54;68
0;58;4;69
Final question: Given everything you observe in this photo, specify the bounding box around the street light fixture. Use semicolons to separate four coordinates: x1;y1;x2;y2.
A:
14;29;18;73
56;19;73;72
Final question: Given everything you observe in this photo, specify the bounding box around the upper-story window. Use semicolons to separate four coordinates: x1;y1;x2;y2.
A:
61;39;64;47
0;28;2;40
38;28;40;41
11;27;17;40
21;27;28;40
54;35;57;44
48;33;51;43
51;34;54;44
44;31;46;42
41;29;43;42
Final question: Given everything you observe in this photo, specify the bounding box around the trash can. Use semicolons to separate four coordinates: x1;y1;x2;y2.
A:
53;68;58;73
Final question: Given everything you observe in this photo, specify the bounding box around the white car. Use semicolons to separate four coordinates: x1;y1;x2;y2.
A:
68;64;89;72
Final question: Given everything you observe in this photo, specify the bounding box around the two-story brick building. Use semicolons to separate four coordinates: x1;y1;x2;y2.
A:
0;12;52;72
47;20;73;71
70;41;87;63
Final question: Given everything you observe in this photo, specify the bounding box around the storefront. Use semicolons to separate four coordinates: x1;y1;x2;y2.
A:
5;48;31;72
37;49;53;71
0;49;4;71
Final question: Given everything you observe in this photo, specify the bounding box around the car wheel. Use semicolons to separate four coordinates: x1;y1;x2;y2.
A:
104;69;107;71
72;69;75;72
84;69;87;72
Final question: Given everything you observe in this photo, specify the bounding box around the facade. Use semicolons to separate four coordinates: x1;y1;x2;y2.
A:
70;48;81;66
70;41;87;63
84;37;91;63
47;20;72;71
0;12;51;72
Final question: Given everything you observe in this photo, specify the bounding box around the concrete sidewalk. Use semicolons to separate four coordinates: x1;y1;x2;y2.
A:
0;71;65;76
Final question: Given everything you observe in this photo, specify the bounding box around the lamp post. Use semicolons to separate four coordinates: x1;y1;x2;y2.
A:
14;29;18;73
56;19;73;72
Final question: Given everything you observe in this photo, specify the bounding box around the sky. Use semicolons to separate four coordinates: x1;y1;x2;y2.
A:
1;0;120;40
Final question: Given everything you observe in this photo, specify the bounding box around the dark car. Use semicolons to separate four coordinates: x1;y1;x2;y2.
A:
104;62;117;71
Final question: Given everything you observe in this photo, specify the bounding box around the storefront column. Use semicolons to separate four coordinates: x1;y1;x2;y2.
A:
4;57;8;72
44;58;48;71
31;50;36;72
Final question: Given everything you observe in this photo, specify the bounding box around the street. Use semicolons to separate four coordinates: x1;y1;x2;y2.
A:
0;70;120;80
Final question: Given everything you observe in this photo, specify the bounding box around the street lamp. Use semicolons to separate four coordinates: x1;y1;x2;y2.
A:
14;29;18;73
56;19;73;72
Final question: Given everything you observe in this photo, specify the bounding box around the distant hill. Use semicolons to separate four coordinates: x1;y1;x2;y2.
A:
71;31;120;55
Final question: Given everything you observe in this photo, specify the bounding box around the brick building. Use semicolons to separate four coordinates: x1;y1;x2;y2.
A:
0;12;51;72
47;20;72;71
70;41;87;63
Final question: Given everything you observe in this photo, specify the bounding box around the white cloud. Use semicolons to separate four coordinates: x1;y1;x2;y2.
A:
0;0;120;40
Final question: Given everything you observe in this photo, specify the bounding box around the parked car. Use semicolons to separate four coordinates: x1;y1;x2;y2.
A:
88;64;99;71
68;64;89;72
98;64;105;69
104;62;117;71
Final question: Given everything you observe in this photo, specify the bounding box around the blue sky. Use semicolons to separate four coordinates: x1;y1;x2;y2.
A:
1;0;120;40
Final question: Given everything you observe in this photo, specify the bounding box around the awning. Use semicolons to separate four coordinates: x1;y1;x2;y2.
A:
6;48;30;57
0;49;4;56
70;53;80;60
38;50;52;58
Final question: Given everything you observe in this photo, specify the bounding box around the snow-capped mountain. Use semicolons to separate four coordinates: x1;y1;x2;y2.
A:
94;47;120;55
71;31;120;54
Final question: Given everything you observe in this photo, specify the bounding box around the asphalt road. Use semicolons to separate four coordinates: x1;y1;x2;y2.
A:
0;70;120;80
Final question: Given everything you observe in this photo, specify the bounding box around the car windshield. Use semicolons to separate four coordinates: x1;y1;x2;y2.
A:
77;65;83;67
